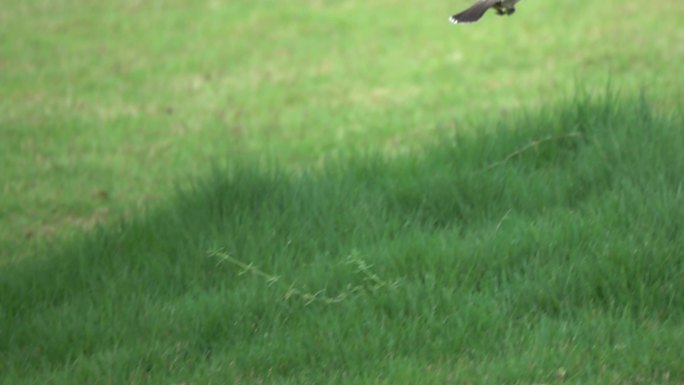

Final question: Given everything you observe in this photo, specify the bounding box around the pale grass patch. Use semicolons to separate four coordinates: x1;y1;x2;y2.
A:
210;249;400;305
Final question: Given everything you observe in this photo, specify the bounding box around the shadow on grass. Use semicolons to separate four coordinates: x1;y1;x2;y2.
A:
2;92;684;383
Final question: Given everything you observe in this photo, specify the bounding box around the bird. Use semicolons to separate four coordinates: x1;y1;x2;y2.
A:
449;0;520;24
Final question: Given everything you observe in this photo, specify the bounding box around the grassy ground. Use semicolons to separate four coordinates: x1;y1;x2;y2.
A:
2;0;683;260
1;0;684;383
3;95;684;384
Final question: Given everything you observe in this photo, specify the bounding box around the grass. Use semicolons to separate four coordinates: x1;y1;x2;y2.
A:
1;0;684;383
3;95;684;384
2;0;683;260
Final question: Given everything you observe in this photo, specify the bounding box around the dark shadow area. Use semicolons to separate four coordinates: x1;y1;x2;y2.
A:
2;92;684;383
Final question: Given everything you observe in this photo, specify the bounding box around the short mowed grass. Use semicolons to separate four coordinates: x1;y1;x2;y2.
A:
2;0;684;384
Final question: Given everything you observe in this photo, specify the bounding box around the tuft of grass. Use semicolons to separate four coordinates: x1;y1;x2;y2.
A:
2;94;683;384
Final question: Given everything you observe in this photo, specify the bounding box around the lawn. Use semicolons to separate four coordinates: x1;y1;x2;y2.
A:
1;0;683;384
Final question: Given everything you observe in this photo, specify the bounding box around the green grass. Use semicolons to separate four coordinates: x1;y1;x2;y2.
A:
3;95;684;384
2;0;684;383
2;0;683;260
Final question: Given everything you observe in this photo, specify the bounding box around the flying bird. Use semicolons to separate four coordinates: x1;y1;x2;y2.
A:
449;0;520;24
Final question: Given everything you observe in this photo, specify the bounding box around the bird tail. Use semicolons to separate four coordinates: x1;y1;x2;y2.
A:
449;1;494;24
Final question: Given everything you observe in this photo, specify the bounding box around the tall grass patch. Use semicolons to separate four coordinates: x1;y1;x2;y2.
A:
2;94;683;384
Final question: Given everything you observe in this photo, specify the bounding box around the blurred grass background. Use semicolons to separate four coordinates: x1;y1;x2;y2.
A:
1;0;684;383
2;0;683;260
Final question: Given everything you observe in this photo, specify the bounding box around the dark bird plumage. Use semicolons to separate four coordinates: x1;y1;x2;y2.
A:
450;0;520;24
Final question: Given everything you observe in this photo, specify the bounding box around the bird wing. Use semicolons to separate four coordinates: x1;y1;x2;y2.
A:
449;0;500;24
